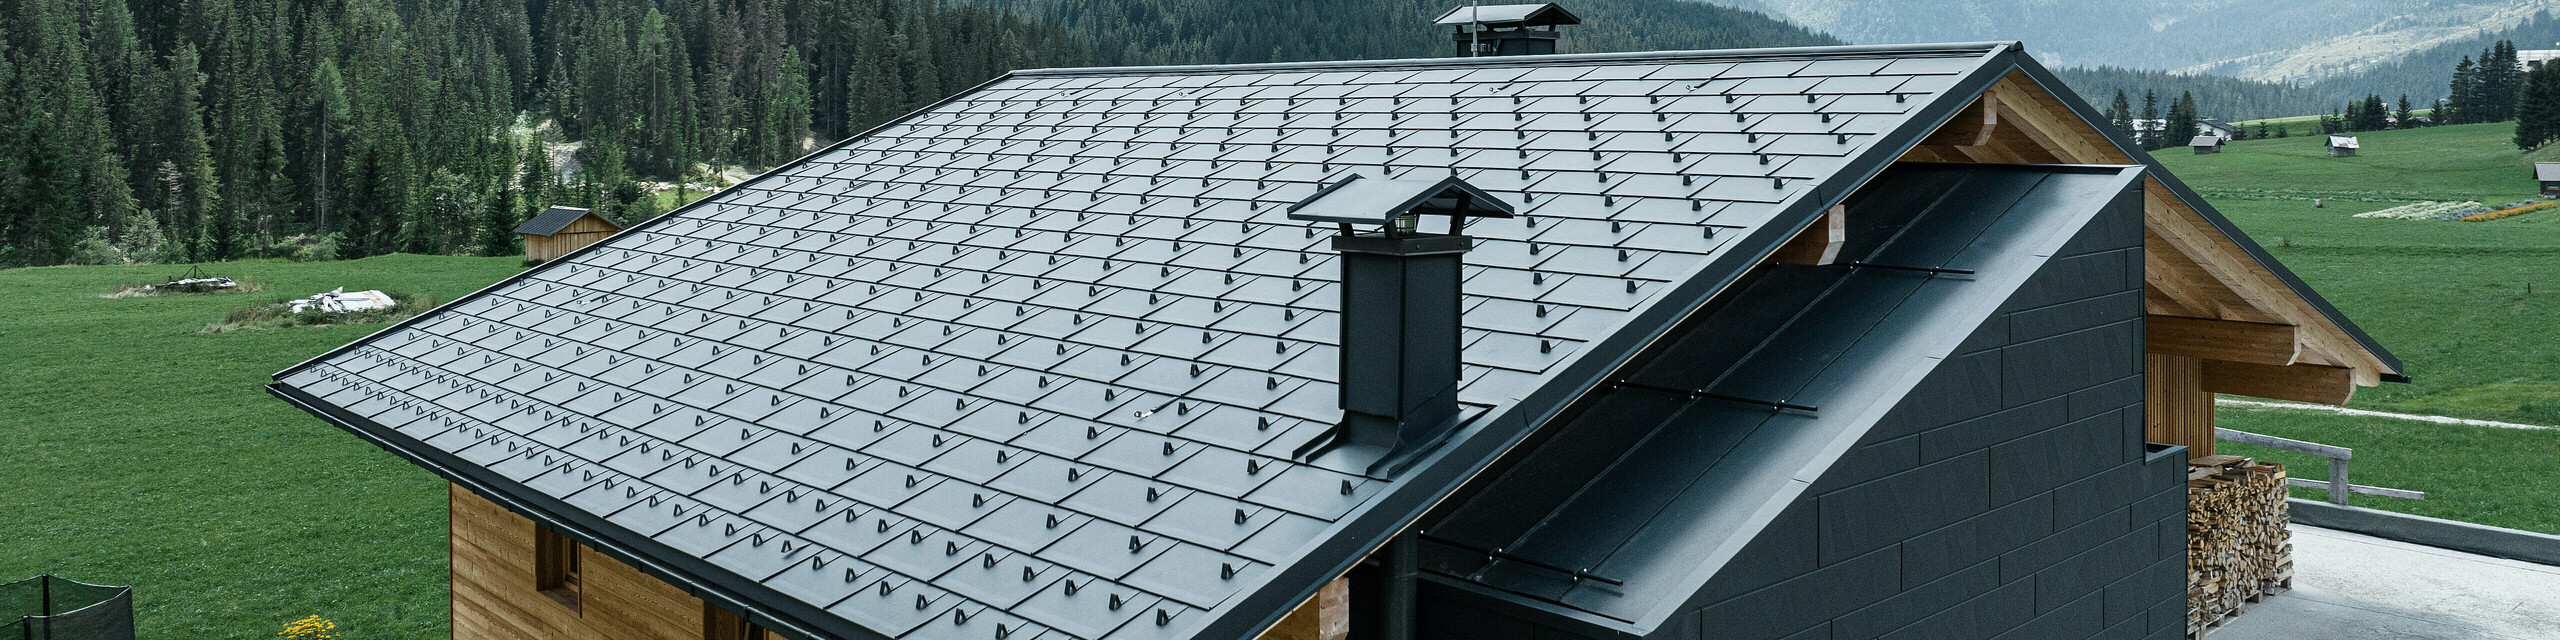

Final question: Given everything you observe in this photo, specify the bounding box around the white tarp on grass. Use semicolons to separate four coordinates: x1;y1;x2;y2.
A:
287;288;393;314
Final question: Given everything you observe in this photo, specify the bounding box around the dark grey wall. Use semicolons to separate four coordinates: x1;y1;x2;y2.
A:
1637;189;2186;640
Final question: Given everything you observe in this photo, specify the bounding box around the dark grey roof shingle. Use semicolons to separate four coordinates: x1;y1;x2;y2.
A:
276;43;2010;640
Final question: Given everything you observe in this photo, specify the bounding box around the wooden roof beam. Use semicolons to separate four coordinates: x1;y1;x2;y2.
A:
2147;315;2299;366
2203;360;2357;406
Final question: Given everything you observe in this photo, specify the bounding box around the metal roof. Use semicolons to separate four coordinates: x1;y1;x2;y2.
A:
1418;163;2145;633
1430;3;1582;27
271;43;2034;640
2189;135;2223;147
2534;162;2560;182
517;206;619;236
2329;135;2360;149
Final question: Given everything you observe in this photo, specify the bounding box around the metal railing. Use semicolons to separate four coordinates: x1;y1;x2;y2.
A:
2217;428;2427;506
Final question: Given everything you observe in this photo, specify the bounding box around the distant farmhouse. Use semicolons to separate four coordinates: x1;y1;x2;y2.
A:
2134;118;2236;140
2520;44;2560;69
516;206;623;263
272;12;2402;640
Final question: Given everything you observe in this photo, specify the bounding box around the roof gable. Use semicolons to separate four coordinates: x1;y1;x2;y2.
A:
518;206;620;236
274;44;2023;640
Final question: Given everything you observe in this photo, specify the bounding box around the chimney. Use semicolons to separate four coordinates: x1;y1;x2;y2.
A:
1436;3;1582;57
1286;175;1515;478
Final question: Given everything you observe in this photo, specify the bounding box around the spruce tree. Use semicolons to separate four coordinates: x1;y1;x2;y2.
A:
2107;90;2135;141
2137;90;2161;150
2516;64;2560;150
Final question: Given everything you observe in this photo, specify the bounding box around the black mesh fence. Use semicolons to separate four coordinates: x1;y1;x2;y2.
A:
0;575;134;640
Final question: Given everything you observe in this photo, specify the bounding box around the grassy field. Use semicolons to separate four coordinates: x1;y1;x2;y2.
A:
2156;121;2560;531
0;255;522;638
4;122;2557;639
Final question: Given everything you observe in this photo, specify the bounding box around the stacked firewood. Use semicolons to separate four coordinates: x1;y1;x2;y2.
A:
2186;455;2292;638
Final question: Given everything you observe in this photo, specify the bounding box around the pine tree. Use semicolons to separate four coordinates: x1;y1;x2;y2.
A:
2450;56;2478;124
2137;90;2161;150
2396;94;2415;128
2515;64;2560;150
2107;90;2135;141
2166;91;2199;146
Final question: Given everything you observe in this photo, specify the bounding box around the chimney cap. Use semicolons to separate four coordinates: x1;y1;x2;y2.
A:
1285;174;1518;227
1432;3;1582;28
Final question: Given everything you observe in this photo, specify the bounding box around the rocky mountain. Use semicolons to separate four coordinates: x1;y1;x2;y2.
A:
1736;0;2559;82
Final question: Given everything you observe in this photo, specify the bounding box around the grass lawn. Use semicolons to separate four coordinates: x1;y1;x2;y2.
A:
6;122;2557;639
2157;121;2560;532
0;254;522;638
2214;407;2560;534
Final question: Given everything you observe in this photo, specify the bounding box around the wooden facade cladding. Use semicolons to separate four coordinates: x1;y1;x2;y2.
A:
452;483;774;640
523;214;622;263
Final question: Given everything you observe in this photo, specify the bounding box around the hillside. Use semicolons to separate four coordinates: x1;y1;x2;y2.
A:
1742;0;2557;82
2156;123;2560;422
979;0;1839;66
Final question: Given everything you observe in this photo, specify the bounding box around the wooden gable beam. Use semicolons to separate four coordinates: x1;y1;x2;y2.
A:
2147;315;2300;366
1889;70;2397;389
1769;205;1845;265
1983;72;2132;165
1920;94;1999;147
2203;360;2358;406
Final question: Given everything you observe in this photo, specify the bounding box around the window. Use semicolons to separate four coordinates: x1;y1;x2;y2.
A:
704;604;763;640
534;524;582;611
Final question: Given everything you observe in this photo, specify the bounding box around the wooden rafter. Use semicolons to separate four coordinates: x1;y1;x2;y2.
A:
2146;315;2300;366
1891;71;2395;400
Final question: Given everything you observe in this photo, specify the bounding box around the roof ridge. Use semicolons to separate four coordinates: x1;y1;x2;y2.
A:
1009;42;2013;78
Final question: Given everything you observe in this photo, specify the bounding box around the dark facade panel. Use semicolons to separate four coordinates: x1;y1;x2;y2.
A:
1614;168;2179;640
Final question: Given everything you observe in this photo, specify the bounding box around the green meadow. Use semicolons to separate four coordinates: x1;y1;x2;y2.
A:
6;122;2560;639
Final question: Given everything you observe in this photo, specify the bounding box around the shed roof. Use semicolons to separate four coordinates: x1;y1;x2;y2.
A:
2190;135;2224;147
2535;162;2560;182
516;206;620;236
269;40;2401;640
1431;3;1581;27
2329;135;2360;149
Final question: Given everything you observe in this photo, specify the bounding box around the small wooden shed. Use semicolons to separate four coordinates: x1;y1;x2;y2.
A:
2191;135;2225;154
2536;163;2560;196
2328;135;2360;157
515;206;620;263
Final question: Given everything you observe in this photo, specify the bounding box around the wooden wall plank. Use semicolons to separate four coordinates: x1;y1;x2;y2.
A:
450;484;705;640
2144;354;2215;458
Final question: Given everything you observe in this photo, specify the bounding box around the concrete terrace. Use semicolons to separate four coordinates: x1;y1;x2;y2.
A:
2213;524;2560;640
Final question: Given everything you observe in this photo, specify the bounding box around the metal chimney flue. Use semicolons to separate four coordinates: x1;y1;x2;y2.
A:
1286;175;1515;478
1435;3;1582;57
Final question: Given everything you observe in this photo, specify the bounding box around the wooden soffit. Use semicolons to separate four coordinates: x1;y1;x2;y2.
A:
1891;70;2396;399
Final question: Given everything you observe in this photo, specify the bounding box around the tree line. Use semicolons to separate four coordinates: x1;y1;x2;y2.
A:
0;0;1084;268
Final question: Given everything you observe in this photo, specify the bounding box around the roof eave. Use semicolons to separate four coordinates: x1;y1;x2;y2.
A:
269;383;889;640
1997;53;2409;382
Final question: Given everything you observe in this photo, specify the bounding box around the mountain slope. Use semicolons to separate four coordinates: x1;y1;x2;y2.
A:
1747;0;2558;82
978;0;1839;66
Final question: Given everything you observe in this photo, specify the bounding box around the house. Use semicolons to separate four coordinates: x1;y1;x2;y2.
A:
2191;135;2225;154
2329;135;2360;157
1435;3;1581;58
2520;45;2560;70
270;34;2404;640
517;206;624;263
2537;163;2560;197
2130;119;2231;140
